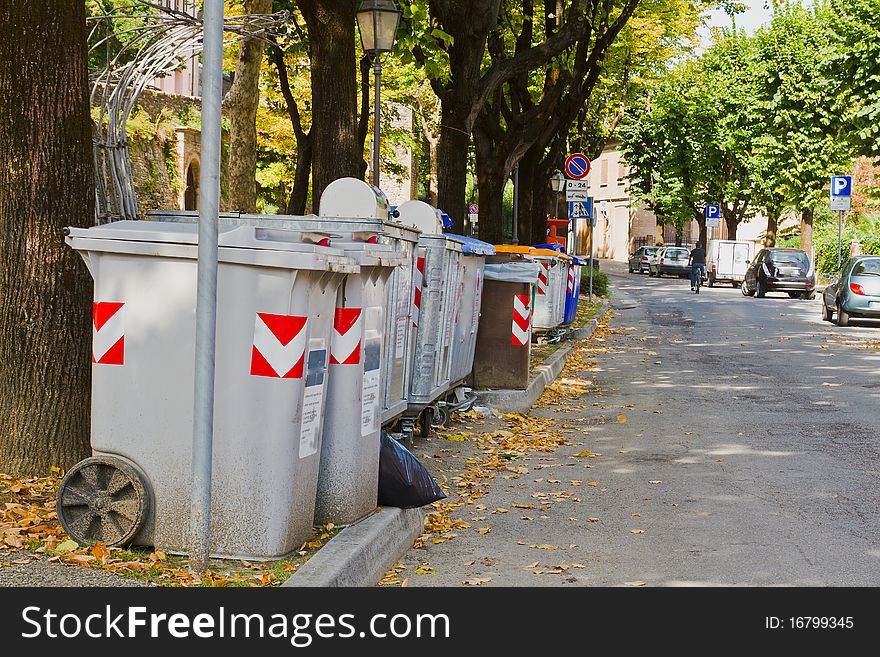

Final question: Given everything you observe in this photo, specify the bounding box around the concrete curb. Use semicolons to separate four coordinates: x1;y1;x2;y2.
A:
477;299;610;414
282;507;424;587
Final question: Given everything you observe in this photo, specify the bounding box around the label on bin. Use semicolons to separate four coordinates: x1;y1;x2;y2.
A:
330;308;362;365
361;338;382;436
395;316;407;358
471;271;483;334
299;345;327;459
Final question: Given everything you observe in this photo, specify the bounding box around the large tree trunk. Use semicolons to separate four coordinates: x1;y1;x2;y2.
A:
436;101;472;233
299;1;361;203
0;1;94;473
800;207;814;257
474;130;508;244
724;210;738;241
765;210;779;247
221;0;272;213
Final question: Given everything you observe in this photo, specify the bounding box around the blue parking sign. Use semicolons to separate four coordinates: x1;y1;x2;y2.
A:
830;176;852;197
705;204;721;220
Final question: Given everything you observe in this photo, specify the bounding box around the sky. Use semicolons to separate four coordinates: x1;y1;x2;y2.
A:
697;0;775;44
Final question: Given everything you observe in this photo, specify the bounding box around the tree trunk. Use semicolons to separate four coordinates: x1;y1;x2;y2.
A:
427;135;440;206
0;1;94;473
221;0;272;213
436;101;471;233
764;210;779;247
800;207;814;257
286;137;312;215
474;130;508;244
299;1;361;204
724;211;738;241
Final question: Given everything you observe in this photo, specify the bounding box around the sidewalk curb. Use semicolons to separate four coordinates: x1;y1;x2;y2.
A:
477;299;610;414
282;507;424;587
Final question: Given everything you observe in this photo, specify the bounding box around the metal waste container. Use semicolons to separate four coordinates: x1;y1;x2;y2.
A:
445;235;496;387
61;221;357;559
395;201;463;424
320;179;421;429
471;254;540;390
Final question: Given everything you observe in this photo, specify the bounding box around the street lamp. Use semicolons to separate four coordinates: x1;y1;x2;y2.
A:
357;0;402;189
549;170;565;219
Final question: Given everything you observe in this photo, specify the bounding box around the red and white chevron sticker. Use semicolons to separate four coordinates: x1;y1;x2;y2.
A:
412;256;425;328
537;262;549;295
330;308;363;365
250;313;307;378
567;266;575;295
511;294;531;346
92;302;125;365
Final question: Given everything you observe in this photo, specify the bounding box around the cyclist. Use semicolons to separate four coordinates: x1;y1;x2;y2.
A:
689;243;707;291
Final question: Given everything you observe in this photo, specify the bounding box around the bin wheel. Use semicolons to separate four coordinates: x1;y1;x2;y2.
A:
56;456;150;547
418;408;433;438
433;405;451;428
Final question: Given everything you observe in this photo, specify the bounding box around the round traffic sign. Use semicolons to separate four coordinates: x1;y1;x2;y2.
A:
564;153;591;180
469;203;479;214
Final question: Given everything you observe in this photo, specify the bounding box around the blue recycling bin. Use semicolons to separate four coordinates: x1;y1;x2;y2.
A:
564;256;586;325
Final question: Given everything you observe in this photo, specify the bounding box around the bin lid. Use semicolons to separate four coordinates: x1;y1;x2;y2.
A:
394;200;444;235
446;234;496;256
148;210;421;244
570;256;587;265
533;242;567;253
318;177;391;220
484;261;540;283
493;244;572;260
66;221;344;256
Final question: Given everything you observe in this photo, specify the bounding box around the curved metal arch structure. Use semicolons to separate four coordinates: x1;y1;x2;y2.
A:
87;2;289;223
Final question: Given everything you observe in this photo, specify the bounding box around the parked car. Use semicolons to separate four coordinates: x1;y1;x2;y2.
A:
821;255;880;326
628;246;659;274
741;248;816;299
650;246;691;278
707;239;753;288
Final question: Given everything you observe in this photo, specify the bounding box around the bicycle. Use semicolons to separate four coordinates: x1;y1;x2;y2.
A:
691;264;705;294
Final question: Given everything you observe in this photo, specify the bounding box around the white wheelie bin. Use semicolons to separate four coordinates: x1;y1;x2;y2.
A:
320;179;421;431
60;221;357;559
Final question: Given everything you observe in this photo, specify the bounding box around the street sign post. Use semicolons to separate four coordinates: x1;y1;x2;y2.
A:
705;204;721;229
564;153;591;180
831;176;853;269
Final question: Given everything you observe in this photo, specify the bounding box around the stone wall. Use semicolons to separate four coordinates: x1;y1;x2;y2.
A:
108;90;206;217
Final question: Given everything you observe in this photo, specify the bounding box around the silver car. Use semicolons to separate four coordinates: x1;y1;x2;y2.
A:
821;255;880;326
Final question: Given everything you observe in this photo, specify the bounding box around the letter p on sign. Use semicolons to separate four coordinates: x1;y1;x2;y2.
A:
831;176;852;197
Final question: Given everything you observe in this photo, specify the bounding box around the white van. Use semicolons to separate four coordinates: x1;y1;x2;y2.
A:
707;239;754;287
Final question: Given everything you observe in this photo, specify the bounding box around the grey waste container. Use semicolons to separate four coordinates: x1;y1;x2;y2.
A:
151;207;408;527
445;235;496;390
395;201;464;420
318;179;421;429
61;221;357;559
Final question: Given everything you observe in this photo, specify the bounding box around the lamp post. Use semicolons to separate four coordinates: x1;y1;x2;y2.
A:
357;0;402;189
549;170;565;220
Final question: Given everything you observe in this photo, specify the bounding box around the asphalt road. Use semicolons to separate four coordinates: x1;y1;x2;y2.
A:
400;260;880;586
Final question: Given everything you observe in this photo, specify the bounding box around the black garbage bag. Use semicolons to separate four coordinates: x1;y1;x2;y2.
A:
378;431;446;508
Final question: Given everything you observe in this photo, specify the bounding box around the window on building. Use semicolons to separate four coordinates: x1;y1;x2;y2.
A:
600;159;609;186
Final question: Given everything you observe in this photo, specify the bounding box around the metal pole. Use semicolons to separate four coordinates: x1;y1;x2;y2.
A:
837;209;843;271
189;1;223;574
372;56;381;188
588;219;594;304
512;163;519;245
